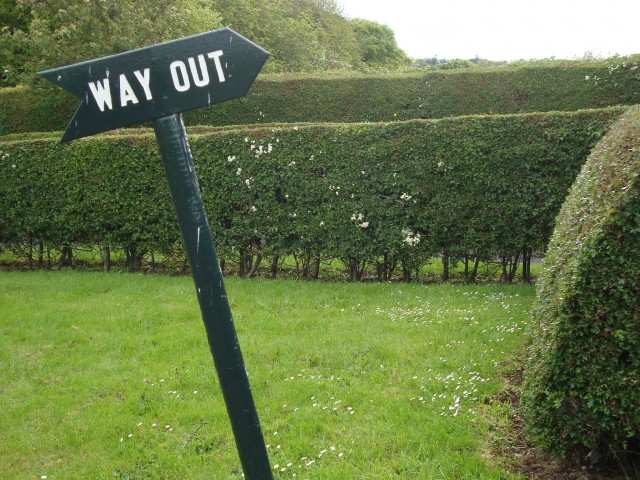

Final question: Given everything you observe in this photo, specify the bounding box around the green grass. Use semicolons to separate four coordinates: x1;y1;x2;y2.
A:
0;271;534;479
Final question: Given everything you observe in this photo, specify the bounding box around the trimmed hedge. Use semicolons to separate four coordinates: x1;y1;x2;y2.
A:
0;108;623;278
522;106;640;463
1;58;639;135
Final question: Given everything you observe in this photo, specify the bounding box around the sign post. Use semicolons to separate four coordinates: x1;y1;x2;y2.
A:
39;28;273;479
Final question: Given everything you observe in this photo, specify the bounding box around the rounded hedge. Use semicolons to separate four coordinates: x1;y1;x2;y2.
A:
522;106;640;464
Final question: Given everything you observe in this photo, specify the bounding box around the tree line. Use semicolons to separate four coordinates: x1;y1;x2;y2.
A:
0;0;409;86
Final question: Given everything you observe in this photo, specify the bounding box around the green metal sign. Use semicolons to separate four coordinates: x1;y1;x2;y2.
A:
39;29;273;479
39;28;268;141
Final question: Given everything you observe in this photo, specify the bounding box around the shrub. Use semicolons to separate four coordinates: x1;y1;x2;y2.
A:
1;57;639;135
522;106;640;466
0;108;623;278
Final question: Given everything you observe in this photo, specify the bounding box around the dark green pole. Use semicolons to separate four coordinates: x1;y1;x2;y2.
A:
153;113;273;479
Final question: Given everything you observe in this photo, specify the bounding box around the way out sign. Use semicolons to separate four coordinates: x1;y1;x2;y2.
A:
39;29;273;479
39;28;268;141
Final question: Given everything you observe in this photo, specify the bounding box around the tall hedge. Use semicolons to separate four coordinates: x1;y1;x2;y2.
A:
1;58;638;135
0;108;623;277
522;106;640;463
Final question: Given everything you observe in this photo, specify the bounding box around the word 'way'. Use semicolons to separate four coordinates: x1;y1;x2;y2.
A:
88;50;226;112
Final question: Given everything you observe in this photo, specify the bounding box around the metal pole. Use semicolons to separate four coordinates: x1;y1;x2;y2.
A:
153;113;273;479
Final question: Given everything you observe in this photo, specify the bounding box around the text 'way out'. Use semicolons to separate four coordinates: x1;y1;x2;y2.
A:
89;50;226;112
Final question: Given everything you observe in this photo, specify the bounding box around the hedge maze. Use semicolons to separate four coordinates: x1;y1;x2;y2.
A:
2;55;640;467
0;56;638;282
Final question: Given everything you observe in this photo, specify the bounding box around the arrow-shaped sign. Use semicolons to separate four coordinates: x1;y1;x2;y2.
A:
38;29;274;479
39;28;268;142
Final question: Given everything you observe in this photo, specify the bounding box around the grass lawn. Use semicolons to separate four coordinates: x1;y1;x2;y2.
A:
0;271;534;479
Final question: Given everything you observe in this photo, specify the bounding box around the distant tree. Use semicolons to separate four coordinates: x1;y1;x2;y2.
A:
350;18;408;68
413;57;439;67
411;56;504;71
212;0;361;71
0;0;221;85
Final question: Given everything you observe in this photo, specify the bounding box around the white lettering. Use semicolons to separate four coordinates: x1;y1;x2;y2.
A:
188;55;210;87
207;50;226;83
170;60;190;92
119;74;139;107
88;78;113;112
133;68;153;101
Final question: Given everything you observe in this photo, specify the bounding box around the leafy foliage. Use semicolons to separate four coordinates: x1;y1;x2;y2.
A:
522;106;640;465
0;108;622;277
1;56;638;136
212;0;363;72
0;0;407;85
350;19;409;68
0;0;29;30
0;0;222;85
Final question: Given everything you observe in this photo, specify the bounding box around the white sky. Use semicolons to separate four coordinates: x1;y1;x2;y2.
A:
338;0;640;61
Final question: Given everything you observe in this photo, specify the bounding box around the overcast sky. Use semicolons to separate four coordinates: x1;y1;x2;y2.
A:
339;0;640;61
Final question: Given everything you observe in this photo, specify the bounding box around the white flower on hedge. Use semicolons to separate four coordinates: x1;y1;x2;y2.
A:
351;213;364;222
227;155;236;162
400;193;412;201
359;222;369;228
320;221;325;226
437;161;445;168
250;205;257;212
236;167;242;175
402;229;421;246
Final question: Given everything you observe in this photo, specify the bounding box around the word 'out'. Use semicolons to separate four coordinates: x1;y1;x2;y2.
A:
88;50;226;112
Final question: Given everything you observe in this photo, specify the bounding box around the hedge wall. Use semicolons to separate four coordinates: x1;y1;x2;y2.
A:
522;106;640;464
1;58;638;135
0;107;624;279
